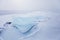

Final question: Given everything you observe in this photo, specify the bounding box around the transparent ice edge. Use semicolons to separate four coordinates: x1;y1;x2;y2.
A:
10;16;49;39
11;16;48;33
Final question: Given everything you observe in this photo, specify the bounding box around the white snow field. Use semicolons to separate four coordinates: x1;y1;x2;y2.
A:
0;11;50;40
0;10;60;40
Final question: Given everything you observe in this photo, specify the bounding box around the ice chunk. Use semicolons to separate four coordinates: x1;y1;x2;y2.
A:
12;16;47;33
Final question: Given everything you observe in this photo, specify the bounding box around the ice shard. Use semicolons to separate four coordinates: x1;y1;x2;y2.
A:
12;16;47;34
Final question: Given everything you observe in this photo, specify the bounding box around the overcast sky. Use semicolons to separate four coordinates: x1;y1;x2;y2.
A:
0;0;60;12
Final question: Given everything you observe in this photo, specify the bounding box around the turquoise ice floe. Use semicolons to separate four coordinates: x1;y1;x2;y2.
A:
12;16;47;34
12;16;47;39
1;15;48;40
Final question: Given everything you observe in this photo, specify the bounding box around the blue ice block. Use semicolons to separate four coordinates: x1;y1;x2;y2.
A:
12;16;46;34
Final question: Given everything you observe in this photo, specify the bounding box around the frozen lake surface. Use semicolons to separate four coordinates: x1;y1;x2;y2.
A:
0;11;60;40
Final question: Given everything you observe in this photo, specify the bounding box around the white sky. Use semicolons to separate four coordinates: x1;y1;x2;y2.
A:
0;0;60;11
